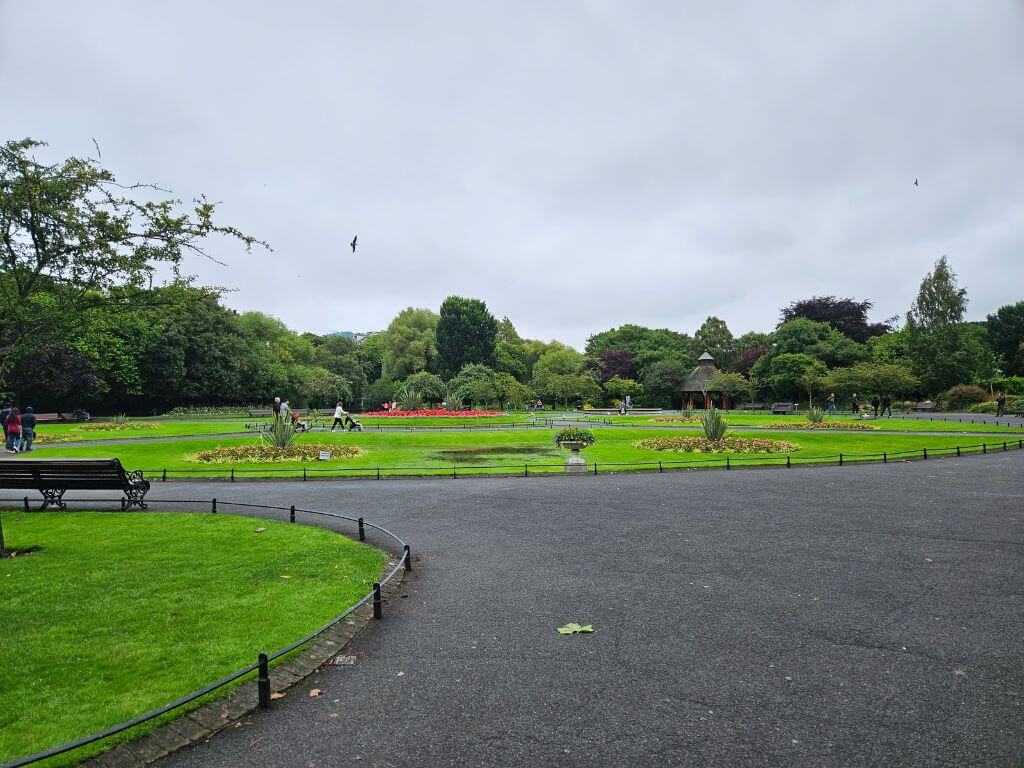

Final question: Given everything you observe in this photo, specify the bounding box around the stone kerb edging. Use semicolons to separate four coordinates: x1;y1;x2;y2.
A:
1;500;411;768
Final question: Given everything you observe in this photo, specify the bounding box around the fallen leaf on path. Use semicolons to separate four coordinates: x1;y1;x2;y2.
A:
270;692;286;700
556;623;594;635
952;668;968;677
254;527;267;533
396;671;405;677
248;736;264;748
219;706;228;720
309;688;322;697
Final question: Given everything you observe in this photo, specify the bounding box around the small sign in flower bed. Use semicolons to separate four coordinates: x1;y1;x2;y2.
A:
360;409;504;417
649;416;700;424
634;436;797;454
763;422;876;430
189;443;366;464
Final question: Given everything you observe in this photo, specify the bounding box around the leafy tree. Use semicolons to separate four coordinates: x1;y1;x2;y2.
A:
436;296;498;379
986;301;1024;376
494;340;530;382
641;359;689;408
733;346;768;376
772;318;867;368
299;373;353;408
0;138;264;384
598;348;636;383
496;316;523;344
313;335;368;403
586;324;693;380
707;371;753;405
694;316;737;370
382;307;438;380
10;343;100;409
531;347;583;397
541;373;601;408
767;353;826;400
363;377;398;410
402;371;446;404
780;296;892;342
356;332;387;383
823;362;920;401
448;363;501;406
604;376;643;403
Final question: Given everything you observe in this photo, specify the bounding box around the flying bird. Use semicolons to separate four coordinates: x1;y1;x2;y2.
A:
350;235;358;252
914;178;919;187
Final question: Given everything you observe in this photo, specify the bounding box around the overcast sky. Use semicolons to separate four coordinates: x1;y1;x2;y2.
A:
2;2;1022;348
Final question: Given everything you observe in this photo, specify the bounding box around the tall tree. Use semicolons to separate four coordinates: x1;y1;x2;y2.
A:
382;307;438;380
436;296;498;379
986;301;1024;376
780;296;892;342
694;316;737;370
0;138;265;384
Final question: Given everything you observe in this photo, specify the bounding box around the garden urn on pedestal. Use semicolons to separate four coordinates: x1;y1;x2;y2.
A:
560;441;588;474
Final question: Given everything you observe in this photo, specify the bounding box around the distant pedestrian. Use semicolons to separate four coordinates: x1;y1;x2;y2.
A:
871;397;880;418
272;397;282;418
827;393;836;416
880;395;892;418
851;393;860;415
21;406;37;452
331;401;347;430
996;392;1007;417
625;394;632;411
6;407;22;453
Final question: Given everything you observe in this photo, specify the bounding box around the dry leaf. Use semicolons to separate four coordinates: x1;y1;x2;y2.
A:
281;575;293;579
248;736;264;748
219;706;229;720
309;688;322;697
270;692;286;700
254;527;267;533
396;671;405;678
952;668;967;678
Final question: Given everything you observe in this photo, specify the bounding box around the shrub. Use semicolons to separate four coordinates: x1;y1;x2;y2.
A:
554;427;595;447
700;407;728;442
944;384;989;410
967;396;1024;414
167;405;256;417
804;406;828;425
259;415;296;449
399;385;423;411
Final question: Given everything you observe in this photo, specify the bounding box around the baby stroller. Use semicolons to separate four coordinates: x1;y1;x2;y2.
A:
344;414;363;432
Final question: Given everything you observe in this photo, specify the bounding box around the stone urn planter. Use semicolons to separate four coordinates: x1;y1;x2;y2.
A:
559;440;588;474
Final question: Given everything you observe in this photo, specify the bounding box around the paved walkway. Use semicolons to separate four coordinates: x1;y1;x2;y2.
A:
125;452;1024;767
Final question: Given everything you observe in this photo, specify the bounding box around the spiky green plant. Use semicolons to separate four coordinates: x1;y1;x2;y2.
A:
700;406;728;442
445;387;464;411
682;404;694;418
400;385;423;411
112;413;129;426
260;414;297;449
805;406;828;425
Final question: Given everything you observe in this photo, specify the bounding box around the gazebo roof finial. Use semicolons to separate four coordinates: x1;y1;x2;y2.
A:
697;351;715;363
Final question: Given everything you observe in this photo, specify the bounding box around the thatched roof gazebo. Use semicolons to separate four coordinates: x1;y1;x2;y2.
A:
680;352;729;409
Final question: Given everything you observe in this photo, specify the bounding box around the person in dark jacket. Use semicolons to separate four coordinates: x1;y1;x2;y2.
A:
880;395;892;418
0;402;11;450
870;396;880;417
21;406;37;452
996;392;1007;417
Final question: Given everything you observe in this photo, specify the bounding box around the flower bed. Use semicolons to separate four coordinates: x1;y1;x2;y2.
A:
649;416;700;424
763;421;876;430
360;409;504;417
81;422;161;431
634;436;797;454
35;432;83;443
188;443;366;464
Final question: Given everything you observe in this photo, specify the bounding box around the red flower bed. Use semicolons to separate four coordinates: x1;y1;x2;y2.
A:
360;409;504;417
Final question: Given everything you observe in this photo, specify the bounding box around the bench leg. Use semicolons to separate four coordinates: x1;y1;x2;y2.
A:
122;488;149;510
40;488;67;511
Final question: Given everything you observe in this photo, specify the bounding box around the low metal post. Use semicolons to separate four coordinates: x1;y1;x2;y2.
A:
594;463;598;476
230;468;235;482
404;544;412;571
839;453;843;466
373;583;382;619
725;457;730;470
257;653;270;709
956;446;961;457
786;454;791;468
162;468;167;482
883;452;887;463
1004;442;1008;451
923;448;928;460
452;465;457;479
524;464;528;477
23;496;29;513
358;517;365;541
659;460;664;473
376;467;381;480
303;467;307;481
289;505;295;523
983;443;987;454
212;498;217;514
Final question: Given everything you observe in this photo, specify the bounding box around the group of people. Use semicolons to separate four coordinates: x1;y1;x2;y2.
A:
268;397;361;432
825;393;893;417
1;403;37;453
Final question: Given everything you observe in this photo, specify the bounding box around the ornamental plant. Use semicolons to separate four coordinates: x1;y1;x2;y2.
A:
804;406;828;425
554;427;595;447
259;413;297;449
700;407;728;442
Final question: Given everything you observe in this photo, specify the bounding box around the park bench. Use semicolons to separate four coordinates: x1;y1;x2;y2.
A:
34;413;62;423
741;402;767;410
0;459;150;510
911;402;936;412
770;402;796;415
248;408;309;418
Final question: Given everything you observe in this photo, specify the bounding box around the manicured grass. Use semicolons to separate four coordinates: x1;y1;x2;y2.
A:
36;420;251;442
23;426;1021;478
0;512;387;765
601;413;1024;434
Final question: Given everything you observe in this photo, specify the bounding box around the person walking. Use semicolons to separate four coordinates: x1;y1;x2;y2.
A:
21;406;37;452
851;393;861;416
996;392;1007;417
331;401;347;430
6;407;22;453
880;395;892;418
826;393;836;416
272;397;282;419
870;396;880;418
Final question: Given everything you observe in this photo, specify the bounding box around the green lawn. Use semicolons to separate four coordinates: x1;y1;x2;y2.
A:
22;426;1021;478
37;420;251;442
599;413;1024;433
0;512;386;765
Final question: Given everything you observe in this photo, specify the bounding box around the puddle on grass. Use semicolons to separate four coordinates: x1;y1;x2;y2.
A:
427;445;559;463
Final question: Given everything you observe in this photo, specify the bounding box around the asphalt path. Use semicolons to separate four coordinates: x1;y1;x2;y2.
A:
123;451;1024;768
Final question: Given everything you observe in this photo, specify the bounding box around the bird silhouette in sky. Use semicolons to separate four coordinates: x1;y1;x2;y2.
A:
914;178;919;187
350;236;358;252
